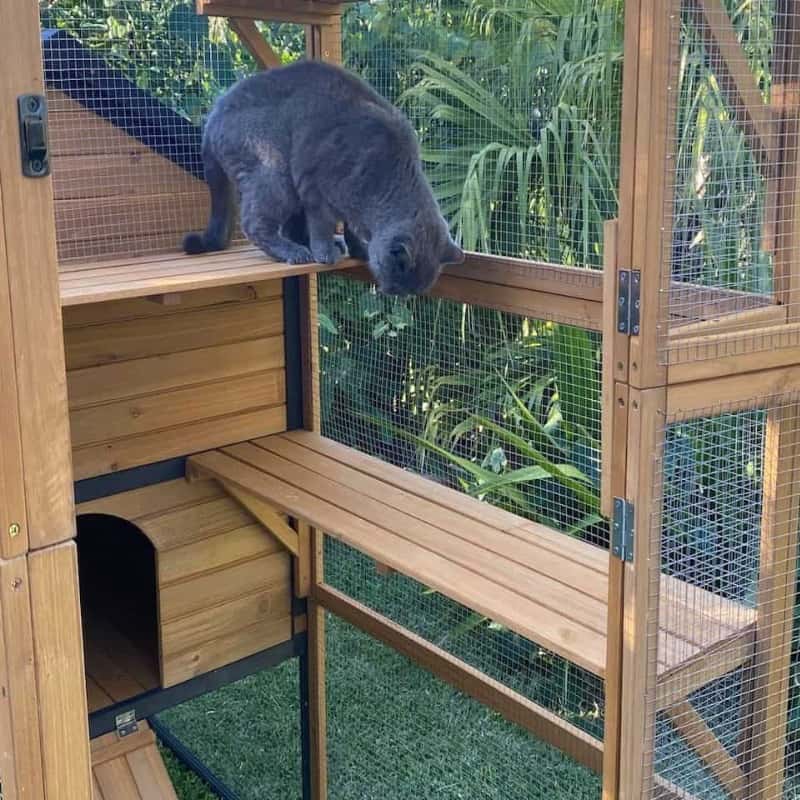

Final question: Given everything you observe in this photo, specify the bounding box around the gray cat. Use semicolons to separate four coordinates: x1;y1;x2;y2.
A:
183;59;464;295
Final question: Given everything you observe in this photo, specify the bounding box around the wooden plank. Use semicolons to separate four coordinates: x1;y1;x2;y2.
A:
222;482;300;556
300;274;321;432
667;303;787;340
0;0;75;548
695;0;777;165
90;724;156;766
294;520;311;598
0;556;44;800
307;528;328;800
85;675;115;713
316;583;604;774
0;179;28;558
94;759;140;800
72;405;287;480
65;298;283;369
226;441;608;635
444;253;604;303
619;387;667;799
68;336;285;410
142;496;259;552
77;477;223;521
188;448;608;675
158;523;280;584
230;18;282;68
663;700;746;800
200;0;342;24
70;370;285;446
744;403;800;799
163;616;292;687
126;746;179;800
84;643;149;704
28;542;92;800
159;550;289;622
256;435;608;603
161;585;290;656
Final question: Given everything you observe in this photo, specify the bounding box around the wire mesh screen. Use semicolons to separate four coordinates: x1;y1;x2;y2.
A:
342;0;623;267
324;611;602;800
645;397;800;799
662;1;800;362
38;1;302;263
318;273;604;545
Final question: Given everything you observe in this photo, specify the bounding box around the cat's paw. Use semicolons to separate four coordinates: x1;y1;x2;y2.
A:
333;235;348;257
311;240;342;265
284;245;314;264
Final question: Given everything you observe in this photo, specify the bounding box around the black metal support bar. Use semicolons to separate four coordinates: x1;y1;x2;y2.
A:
282;275;304;431
299;648;312;800
149;715;242;800
75;456;187;504
89;635;307;739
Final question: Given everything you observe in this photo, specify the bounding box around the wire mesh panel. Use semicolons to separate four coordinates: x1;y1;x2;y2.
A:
319;273;604;544
325;611;602;800
645;397;800;799
661;1;800;362
341;0;623;267
38;1;301;263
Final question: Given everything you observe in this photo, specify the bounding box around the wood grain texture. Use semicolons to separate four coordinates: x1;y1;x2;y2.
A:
0;0;75;548
230;18;282;67
28;542;92;800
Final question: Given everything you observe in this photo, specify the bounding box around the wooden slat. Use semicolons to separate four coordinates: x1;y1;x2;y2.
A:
161;585;290;656
0;556;45;800
90;725;156;767
70;370;285;447
68;336;285;409
158;523;280;584
294;520;311;598
317;583;604;774
199;0;342;24
0;0;75;547
162;616;291;687
230;17;282;67
65;298;284;369
225;441;607;636
189;447;608;675
126;745;179;800
663;700;746;800
667;303;787;340
159;551;289;622
28;543;92;800
94;758;140;800
307;527;327;800
72;404;287;480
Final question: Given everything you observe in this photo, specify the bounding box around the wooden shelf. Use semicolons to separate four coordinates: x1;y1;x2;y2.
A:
59;246;357;307
189;432;757;682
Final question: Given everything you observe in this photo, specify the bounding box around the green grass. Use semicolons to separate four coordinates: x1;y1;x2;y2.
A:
157;615;600;799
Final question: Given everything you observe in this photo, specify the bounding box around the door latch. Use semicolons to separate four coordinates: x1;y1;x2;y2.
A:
18;94;50;178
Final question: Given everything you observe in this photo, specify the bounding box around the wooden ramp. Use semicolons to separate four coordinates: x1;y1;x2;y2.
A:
92;721;177;800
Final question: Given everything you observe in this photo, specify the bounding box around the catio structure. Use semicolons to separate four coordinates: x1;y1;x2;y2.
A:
0;0;798;799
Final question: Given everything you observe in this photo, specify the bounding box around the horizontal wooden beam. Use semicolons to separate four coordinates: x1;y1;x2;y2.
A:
315;582;604;773
668;304;786;340
197;0;343;25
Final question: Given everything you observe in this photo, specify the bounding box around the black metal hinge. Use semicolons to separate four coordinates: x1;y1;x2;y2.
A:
612;497;635;562
18;94;50;178
115;709;139;738
617;269;641;336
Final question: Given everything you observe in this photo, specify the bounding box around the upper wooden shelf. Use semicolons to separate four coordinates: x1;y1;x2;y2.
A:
58;246;356;307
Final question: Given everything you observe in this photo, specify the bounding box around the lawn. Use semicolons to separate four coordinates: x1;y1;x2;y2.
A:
157;613;601;799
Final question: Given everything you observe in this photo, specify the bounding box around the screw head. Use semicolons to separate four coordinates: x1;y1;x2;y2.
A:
27;96;39;113
8;523;20;538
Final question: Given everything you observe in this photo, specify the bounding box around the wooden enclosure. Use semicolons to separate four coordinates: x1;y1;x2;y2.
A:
0;0;799;799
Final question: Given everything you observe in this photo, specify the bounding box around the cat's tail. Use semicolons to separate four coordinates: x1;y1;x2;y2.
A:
183;148;234;255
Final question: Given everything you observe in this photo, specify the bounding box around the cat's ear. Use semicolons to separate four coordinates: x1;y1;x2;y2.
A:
441;238;465;266
389;240;413;274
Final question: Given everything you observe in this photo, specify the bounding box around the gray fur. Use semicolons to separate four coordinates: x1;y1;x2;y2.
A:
183;60;464;295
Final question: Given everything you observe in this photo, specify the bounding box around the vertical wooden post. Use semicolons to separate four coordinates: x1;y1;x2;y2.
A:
0;0;75;548
618;387;666;800
744;403;800;799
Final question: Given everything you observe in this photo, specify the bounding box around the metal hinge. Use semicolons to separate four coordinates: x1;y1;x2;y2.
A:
612;498;635;562
115;710;139;738
617;270;641;336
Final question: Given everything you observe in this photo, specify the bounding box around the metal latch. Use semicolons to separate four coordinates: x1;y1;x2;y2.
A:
18;94;50;178
115;710;139;738
617;270;641;335
612;498;635;562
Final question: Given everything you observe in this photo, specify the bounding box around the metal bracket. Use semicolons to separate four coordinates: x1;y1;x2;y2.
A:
17;94;50;178
612;497;635;562
617;270;641;336
115;709;139;738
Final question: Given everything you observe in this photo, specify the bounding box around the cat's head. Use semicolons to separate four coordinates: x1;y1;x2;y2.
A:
368;216;464;296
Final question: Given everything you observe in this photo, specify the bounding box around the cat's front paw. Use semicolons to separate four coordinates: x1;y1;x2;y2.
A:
284;245;314;264
311;240;342;265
